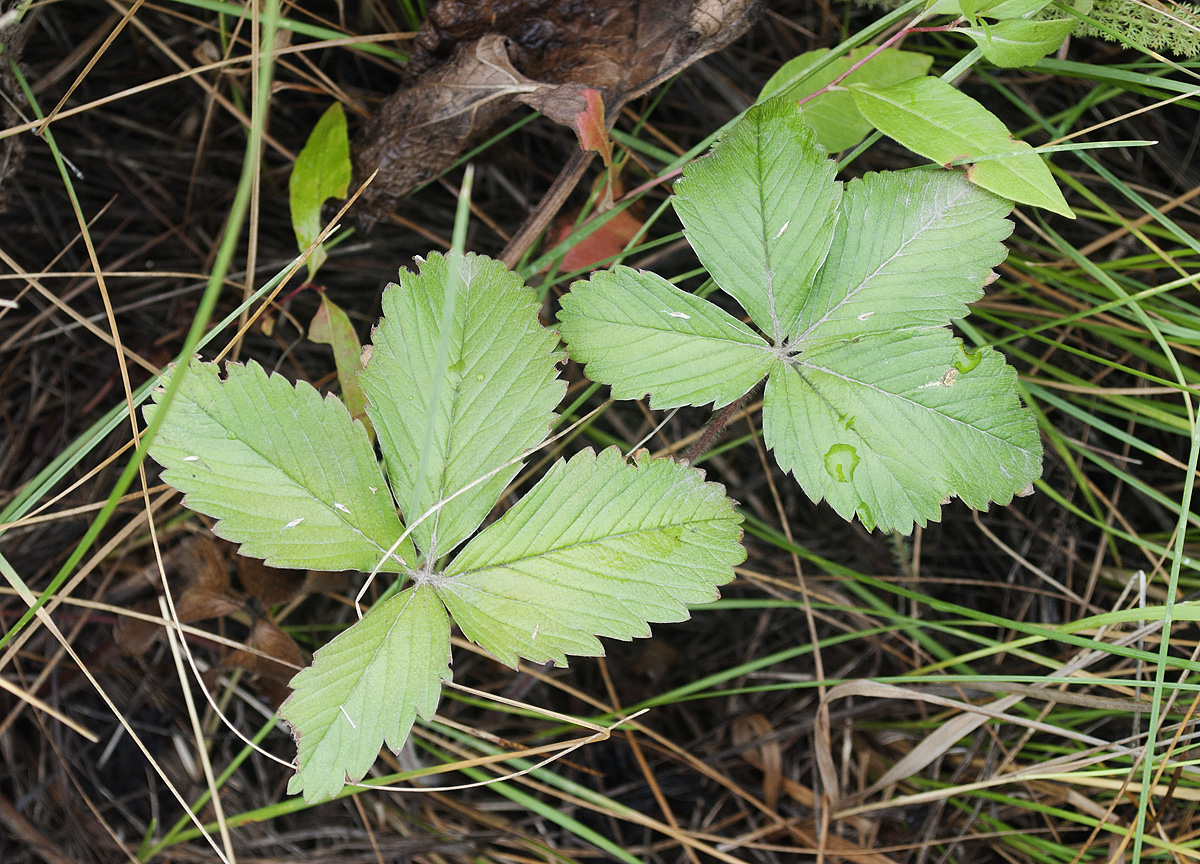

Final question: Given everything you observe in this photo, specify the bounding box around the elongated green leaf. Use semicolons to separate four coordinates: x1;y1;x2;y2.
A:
792;170;1013;345
280;585;450;802
361;252;565;559
557;266;774;409
978;0;1055;16
309;293;369;432
435;448;744;668
144;358;411;571
759;48;932;153
672;97;842;341
765;333;1042;533
962;18;1078;67
851;76;1073;217
289;102;351;279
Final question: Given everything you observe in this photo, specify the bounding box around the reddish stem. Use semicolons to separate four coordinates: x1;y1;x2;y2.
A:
680;391;753;466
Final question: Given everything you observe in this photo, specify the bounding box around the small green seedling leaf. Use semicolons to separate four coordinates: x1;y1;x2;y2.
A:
851;76;1073;217
560;97;1043;533
289;102;351;280
280;584;450;802
759;47;933;153
437;447;743;668
309;293;370;434
962;18;1079;67
144;358;411;571
360;252;565;558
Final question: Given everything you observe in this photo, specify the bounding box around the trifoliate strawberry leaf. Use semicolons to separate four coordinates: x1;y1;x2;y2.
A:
559;98;1042;532
144;358;412;571
360;252;565;559
435;447;743;668
557;266;774;410
279;584;450;803
672;97;842;342
851;76;1073;217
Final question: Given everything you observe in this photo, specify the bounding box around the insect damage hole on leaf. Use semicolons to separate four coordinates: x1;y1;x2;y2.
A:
145;251;746;803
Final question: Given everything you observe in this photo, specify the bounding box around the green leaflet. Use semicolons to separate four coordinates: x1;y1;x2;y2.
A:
961;18;1079;67
559;98;1043;533
794;168;1014;345
360;252;565;558
766;335;1042;533
144;358;411;571
148;252;745;803
557;267;774;409
437;447;744;667
309;293;370;433
758;47;932;153
978;0;1057;16
289;102;351;280
851;77;1074;217
672;99;842;342
279;584;451;802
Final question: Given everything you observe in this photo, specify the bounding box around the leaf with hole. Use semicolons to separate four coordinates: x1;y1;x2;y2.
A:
559;96;1043;533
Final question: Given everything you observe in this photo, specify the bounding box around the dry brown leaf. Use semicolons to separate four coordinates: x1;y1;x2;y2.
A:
731;712;782;810
237;555;309;607
225;619;307;708
113;536;315;707
351;0;762;226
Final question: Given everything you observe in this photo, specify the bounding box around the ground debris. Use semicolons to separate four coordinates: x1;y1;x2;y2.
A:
352;0;762;226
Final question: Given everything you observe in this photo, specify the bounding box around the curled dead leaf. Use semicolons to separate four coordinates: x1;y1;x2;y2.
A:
351;0;762;226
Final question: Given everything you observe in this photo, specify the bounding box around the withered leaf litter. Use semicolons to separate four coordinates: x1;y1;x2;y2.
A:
352;0;763;227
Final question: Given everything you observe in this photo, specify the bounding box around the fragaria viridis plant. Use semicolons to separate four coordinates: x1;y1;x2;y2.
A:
144;95;1043;802
560;96;1044;532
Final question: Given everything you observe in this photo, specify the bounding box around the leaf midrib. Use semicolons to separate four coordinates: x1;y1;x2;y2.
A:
444;519;717;579
298;587;427;752
795;183;969;343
